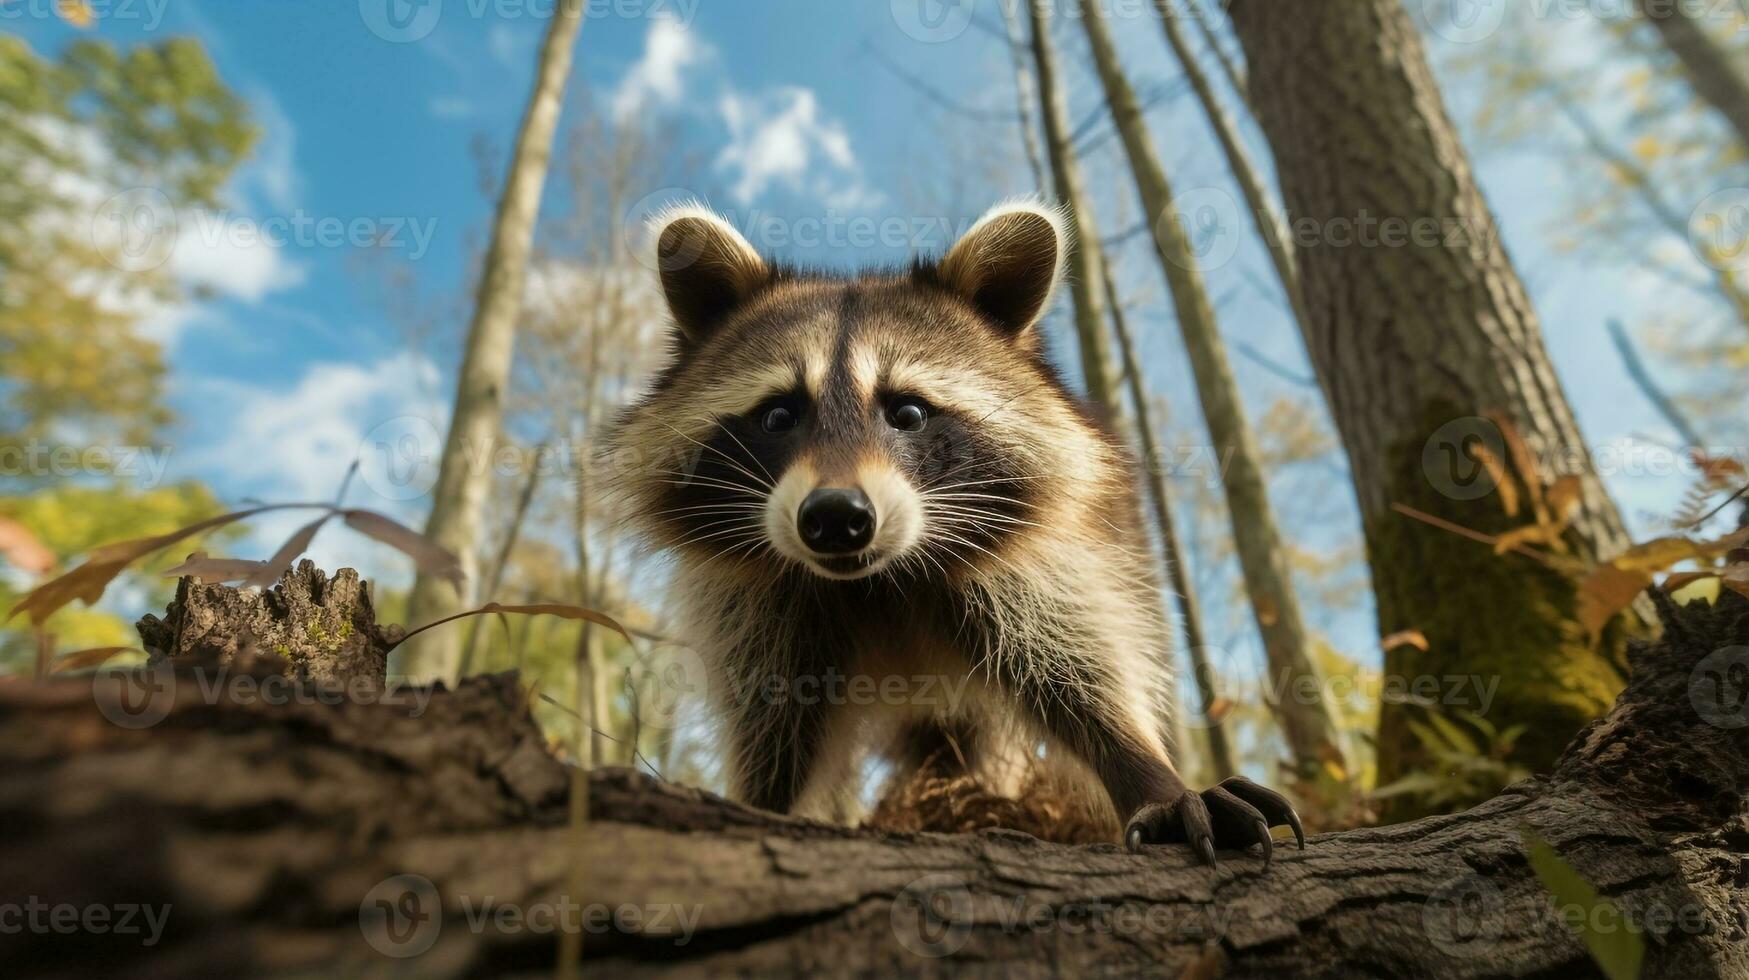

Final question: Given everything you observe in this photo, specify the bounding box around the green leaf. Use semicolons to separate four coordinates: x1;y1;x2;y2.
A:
1521;829;1644;980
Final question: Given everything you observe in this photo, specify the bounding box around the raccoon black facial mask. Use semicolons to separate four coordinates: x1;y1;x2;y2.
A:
605;199;1304;867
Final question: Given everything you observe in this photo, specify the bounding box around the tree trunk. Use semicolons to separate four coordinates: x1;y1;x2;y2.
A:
1102;261;1238;781
1152;0;1314;347
6;569;1745;977
400;0;584;682
1026;0;1122;414
1077;0;1347;780
1228;0;1637;816
1634;0;1749;151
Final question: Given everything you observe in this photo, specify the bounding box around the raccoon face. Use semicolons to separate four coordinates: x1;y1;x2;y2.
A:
612;199;1104;583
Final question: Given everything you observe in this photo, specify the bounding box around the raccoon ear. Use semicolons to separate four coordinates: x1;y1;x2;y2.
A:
649;205;770;342
937;200;1069;337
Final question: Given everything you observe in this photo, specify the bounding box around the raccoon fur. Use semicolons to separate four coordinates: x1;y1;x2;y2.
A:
604;199;1302;863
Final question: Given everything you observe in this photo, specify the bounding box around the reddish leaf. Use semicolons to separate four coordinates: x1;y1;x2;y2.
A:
7;504;324;626
0;516;55;575
1578;565;1651;639
1381;629;1430;653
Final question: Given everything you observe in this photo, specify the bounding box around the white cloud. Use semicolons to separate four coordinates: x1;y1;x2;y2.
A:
427;97;475;120
716;87;879;208
611;15;705;122
488;24;527;70
182;351;448;584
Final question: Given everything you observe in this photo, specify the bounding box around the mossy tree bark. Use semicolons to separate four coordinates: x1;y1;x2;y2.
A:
1076;0;1346;780
1228;0;1637;816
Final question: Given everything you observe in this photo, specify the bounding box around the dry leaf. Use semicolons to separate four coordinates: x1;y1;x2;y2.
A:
342;510;463;589
162;554;271;585
1611;536;1705;574
1474;443;1519;518
1546;475;1583;523
7;504;311;626
55;0;94;27
1577;565;1651;639
1486;411;1542;523
1381;629;1430;653
53;646;138;671
0;516;55;575
1205;697;1234;723
393;601;632;649
1661;570;1720;592
242;514;333;589
1494;523;1560;556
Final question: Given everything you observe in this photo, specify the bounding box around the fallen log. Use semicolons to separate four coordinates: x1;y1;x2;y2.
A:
1;567;1745;977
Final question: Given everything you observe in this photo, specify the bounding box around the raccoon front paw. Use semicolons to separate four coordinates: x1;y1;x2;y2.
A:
1124;776;1306;868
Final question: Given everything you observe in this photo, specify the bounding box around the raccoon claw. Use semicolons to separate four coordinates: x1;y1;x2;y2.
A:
1124;776;1304;869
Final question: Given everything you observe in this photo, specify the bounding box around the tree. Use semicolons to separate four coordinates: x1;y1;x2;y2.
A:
1229;0;1637;814
400;1;586;681
1632;0;1749;151
0;36;253;663
10;578;1745;977
0;36;253;450
1023;0;1121;412
1075;0;1347;780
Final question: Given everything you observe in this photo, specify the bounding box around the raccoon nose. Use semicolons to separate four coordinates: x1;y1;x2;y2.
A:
797;488;876;554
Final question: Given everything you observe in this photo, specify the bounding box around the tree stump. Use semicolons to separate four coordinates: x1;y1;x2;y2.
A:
1;568;1746;978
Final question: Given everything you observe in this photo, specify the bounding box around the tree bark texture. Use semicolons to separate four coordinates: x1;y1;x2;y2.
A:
2;573;1746;977
1229;0;1638;815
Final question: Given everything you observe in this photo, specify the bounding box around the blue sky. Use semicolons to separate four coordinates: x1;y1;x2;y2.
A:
10;1;1734;677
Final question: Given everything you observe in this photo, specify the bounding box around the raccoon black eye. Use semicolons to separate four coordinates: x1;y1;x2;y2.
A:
886;399;929;432
760;403;797;433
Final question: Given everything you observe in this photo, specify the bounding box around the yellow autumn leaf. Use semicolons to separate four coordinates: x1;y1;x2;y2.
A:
55;0;94;27
1631;136;1662;163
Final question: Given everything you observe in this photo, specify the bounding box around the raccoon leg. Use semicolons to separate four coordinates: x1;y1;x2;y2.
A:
719;678;845;818
984;639;1303;866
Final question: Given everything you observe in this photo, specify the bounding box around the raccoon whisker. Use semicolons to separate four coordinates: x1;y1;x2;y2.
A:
920;492;1028;507
917;474;1045;493
924;503;1040;526
655;420;775;491
692;533;770;573
710;417;778;488
926;528;1019;573
651;472;771;497
648;502;768;518
672;524;766;554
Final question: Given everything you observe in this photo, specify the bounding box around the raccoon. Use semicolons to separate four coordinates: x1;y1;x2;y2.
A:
606;199;1302;864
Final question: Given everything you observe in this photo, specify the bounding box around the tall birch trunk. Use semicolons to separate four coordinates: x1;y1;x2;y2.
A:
399;0;584;681
1077;0;1346;780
